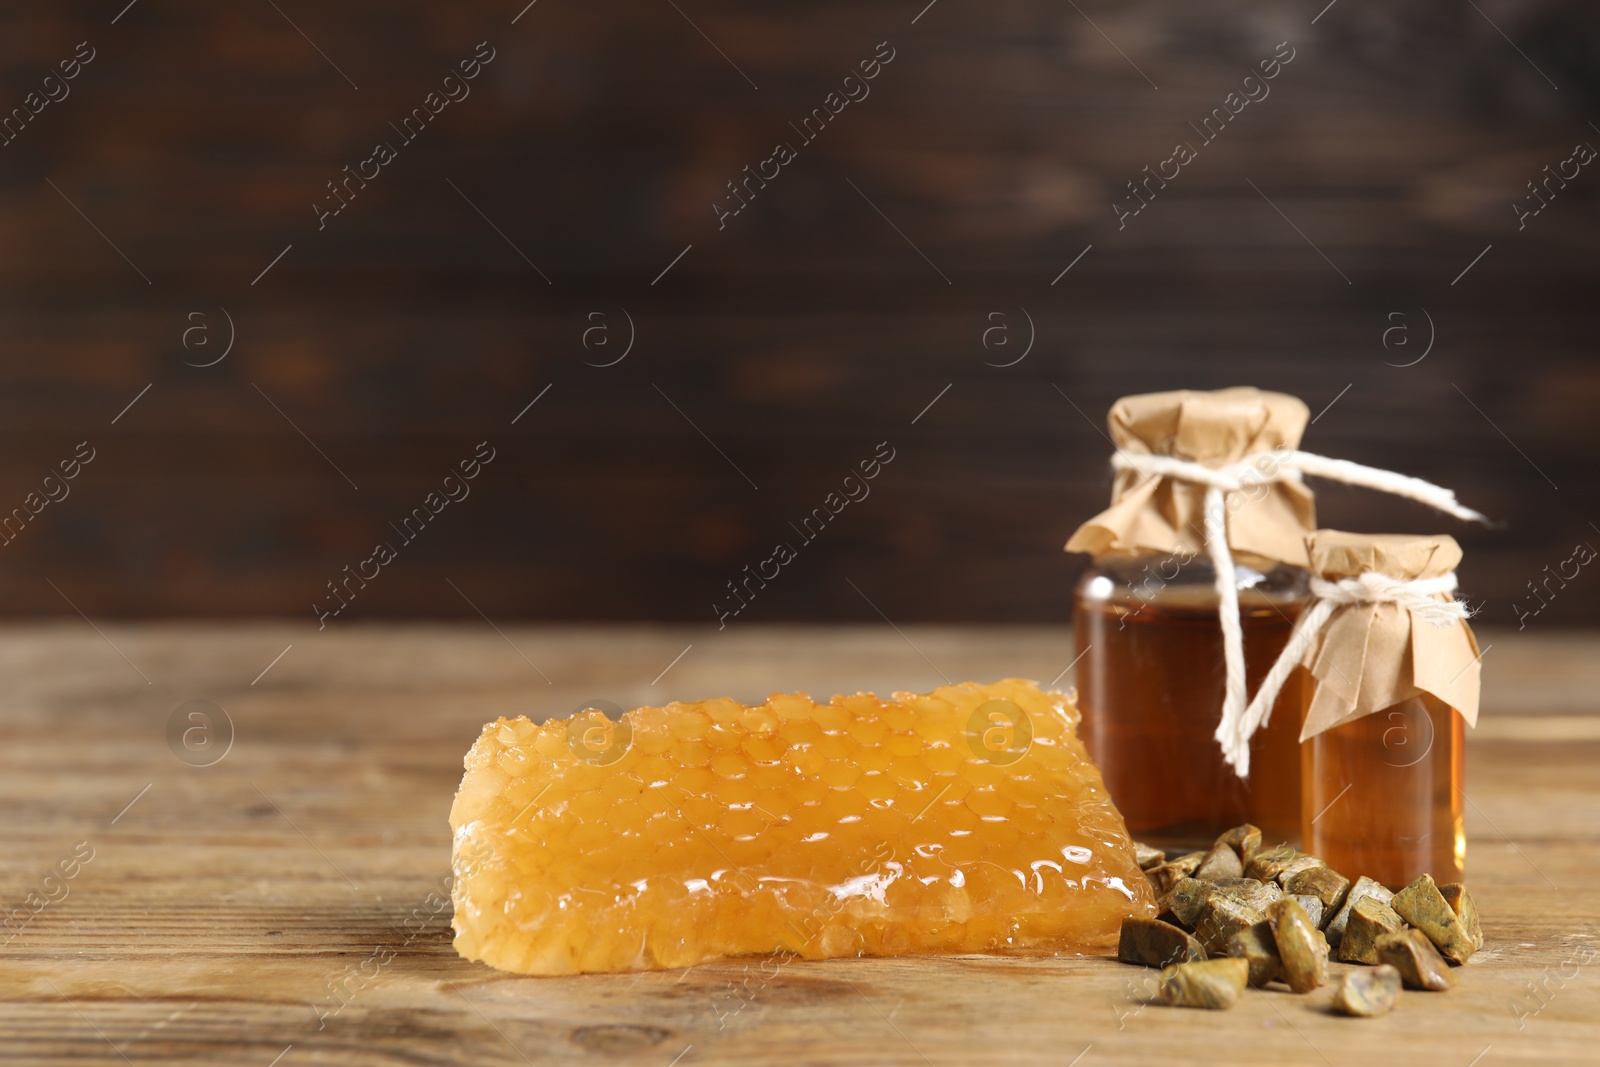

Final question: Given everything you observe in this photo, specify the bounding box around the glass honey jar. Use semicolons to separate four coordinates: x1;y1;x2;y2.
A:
1073;553;1310;850
1302;692;1465;888
1285;531;1479;888
1065;387;1319;851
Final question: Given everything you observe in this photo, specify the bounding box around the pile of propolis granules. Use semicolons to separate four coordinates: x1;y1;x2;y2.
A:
1118;825;1482;1016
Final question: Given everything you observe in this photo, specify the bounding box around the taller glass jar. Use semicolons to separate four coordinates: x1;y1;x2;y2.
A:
1073;554;1310;850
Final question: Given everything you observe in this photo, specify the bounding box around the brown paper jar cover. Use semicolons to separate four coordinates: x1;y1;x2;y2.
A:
1299;530;1481;742
1064;387;1316;569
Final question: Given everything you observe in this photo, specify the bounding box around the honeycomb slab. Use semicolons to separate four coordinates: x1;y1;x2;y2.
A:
449;679;1155;975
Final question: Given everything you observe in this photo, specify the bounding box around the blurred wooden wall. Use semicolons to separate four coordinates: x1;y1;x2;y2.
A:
1;0;1597;627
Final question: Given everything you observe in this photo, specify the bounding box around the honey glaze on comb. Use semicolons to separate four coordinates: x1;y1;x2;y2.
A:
449;680;1155;975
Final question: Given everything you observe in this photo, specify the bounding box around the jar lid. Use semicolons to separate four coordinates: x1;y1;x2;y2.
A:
1308;530;1462;582
1297;528;1480;740
1108;386;1309;463
1066;386;1316;567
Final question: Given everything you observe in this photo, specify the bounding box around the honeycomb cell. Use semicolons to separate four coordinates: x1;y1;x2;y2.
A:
778;718;823;748
845;713;889;746
857;772;899;804
711;773;760;807
789;745;826;781
719;807;769;840
819;786;870;825
910;699;956;739
631;755;676;789
811;702;849;733
815;732;854;759
881;701;917;732
884;732;924;758
964;787;1012;820
563;786;610;820
820;760;861;789
769;694;814;721
450;679;1155;976
703;698;743;725
675;793;719;827
708;752;750;780
599;773;642;804
566;819;611;853
921;742;964;774
790;775;830;806
998;772;1045;806
980;817;1023;851
637;785;676;819
668;710;711;741
887;757;929;789
855;745;893;773
669;741;713;768
739;705;779;733
633;724;673;757
740;733;786;764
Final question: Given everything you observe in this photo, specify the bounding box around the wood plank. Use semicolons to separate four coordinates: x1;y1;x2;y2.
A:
0;623;1595;1064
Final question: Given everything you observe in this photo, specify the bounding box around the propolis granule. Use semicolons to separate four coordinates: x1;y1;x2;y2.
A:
450;679;1154;975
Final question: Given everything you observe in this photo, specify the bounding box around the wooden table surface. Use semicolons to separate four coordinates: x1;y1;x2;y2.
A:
2;622;1597;1066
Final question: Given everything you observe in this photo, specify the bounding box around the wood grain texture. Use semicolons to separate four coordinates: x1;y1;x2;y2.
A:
1;623;1595;1065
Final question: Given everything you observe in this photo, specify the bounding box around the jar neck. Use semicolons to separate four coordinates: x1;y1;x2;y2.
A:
1076;553;1310;611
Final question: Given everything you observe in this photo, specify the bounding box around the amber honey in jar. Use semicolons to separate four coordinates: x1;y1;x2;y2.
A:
1073;554;1309;849
1064;387;1320;850
1286;530;1479;889
1302;692;1465;888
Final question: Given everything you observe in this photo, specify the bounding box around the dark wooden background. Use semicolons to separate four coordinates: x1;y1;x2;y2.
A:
1;0;1596;627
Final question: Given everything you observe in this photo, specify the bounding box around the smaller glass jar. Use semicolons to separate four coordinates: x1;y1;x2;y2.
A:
1301;692;1465;889
1073;553;1310;851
